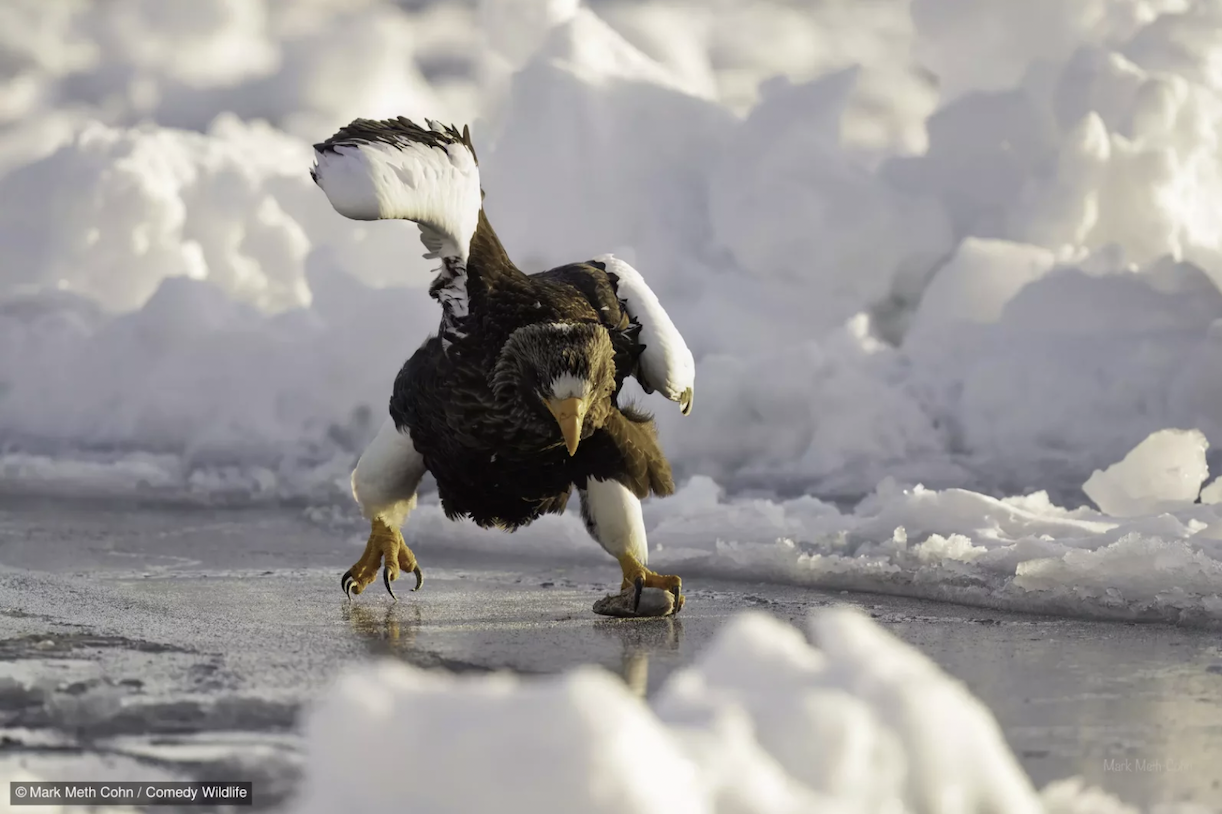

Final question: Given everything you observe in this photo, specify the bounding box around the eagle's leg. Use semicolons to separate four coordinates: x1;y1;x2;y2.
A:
346;417;428;601
341;518;423;600
581;478;684;616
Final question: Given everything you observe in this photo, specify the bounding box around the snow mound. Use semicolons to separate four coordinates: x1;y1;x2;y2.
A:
294;664;700;814
0;117;309;313
905;238;1056;341
708;68;951;334
904;256;1222;493
629;473;1222;627
1083;428;1210;517
0;0;474;138
483;6;733;277
0;115;443;313
291;609;1143;814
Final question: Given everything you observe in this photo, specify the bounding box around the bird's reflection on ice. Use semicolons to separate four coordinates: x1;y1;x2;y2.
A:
344;601;421;654
594;616;684;698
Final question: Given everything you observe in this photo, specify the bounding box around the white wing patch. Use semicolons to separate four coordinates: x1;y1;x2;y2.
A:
311;120;482;263
593;254;696;414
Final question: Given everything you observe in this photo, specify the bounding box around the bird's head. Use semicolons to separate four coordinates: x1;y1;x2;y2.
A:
493;322;617;455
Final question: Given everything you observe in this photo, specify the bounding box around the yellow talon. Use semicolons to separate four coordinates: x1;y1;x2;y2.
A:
616;553;684;613
341;519;422;600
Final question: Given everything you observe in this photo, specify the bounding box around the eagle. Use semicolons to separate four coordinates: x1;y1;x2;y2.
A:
310;118;695;617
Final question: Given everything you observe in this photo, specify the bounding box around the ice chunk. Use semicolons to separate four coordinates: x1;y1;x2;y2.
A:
1082;428;1209;517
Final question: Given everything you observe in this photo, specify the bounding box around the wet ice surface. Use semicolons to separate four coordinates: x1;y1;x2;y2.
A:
2;497;1222;811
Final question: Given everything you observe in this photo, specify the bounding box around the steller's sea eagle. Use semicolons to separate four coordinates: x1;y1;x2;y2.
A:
311;118;695;617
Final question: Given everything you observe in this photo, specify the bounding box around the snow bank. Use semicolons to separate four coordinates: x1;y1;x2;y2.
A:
0;0;477;138
7;0;1222;496
904;256;1222;494
635;426;1222;626
290;609;1144;814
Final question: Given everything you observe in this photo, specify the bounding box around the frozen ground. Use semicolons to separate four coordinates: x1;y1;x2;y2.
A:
1;498;1221;813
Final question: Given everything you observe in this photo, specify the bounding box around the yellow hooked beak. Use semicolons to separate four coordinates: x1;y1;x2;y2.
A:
544;396;587;456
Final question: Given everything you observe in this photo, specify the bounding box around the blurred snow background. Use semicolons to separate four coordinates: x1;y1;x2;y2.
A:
5;0;1222;622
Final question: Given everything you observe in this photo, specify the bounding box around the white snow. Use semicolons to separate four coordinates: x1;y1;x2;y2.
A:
4;0;1222;638
289;608;1166;814
626;431;1222;626
1082;428;1210;516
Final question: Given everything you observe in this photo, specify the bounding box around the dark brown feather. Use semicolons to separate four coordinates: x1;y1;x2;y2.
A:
391;213;673;530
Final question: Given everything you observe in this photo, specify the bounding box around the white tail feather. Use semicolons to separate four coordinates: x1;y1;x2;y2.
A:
311;119;482;263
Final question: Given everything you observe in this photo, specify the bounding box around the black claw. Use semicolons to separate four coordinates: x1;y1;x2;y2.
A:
342;571;355;600
412;564;424;591
671;585;682;614
383;566;397;601
633;576;644;612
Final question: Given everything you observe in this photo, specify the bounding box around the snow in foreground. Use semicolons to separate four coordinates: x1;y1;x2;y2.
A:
8;611;1189;814
289;609;1189;814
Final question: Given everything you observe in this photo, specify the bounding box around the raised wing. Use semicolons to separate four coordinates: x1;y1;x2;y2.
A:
592;254;695;415
310;117;482;263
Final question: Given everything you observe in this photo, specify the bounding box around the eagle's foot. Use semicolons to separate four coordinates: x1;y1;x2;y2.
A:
590;555;684;617
342;518;424;601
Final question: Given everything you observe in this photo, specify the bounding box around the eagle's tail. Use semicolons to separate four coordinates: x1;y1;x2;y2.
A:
310;117;482;263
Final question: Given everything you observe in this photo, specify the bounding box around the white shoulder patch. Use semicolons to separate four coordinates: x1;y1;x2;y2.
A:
593;254;696;413
312;119;482;262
